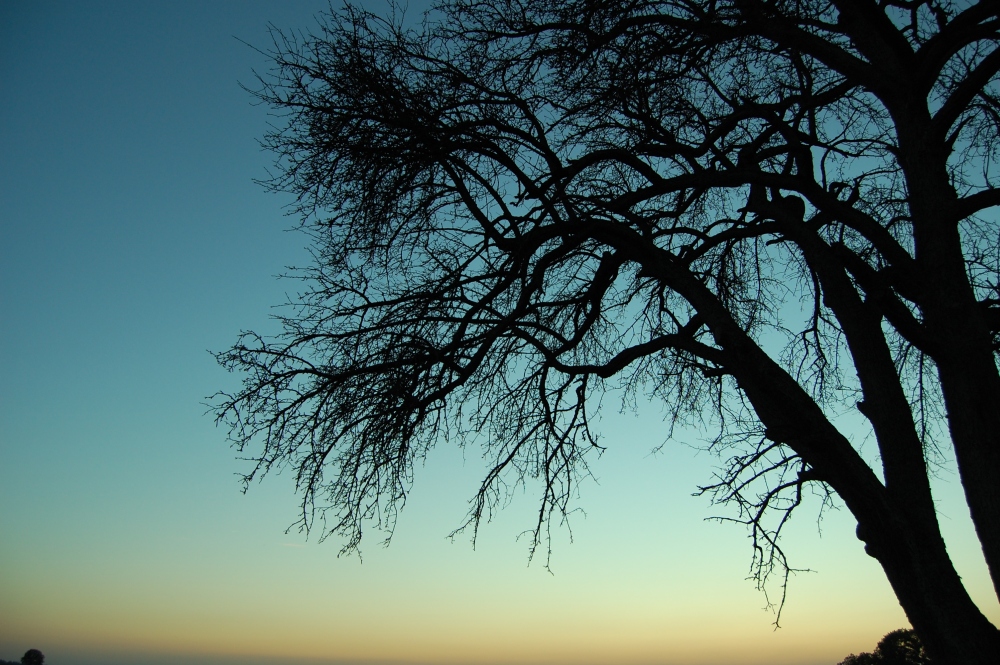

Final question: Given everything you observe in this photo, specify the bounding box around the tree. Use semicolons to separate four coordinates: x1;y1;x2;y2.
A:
840;654;880;665
839;628;932;665
875;629;933;664
214;1;1000;663
20;649;43;665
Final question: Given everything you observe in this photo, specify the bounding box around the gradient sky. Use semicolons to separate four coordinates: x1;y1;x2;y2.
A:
1;2;997;665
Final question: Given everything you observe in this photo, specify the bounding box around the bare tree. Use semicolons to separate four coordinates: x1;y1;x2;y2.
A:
215;1;1000;662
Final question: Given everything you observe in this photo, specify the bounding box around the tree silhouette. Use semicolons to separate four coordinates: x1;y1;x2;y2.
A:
839;654;880;665
839;629;932;665
215;2;1000;663
20;649;43;665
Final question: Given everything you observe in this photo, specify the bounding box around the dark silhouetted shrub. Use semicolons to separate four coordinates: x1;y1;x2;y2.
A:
839;629;931;665
20;650;44;665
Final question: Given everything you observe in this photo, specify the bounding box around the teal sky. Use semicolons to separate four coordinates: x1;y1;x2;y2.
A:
1;2;996;665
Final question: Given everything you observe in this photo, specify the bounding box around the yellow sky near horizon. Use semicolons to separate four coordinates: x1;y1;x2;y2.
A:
0;432;939;665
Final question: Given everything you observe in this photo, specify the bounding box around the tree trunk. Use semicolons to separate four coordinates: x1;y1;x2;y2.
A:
934;352;1000;602
856;507;1000;665
894;114;1000;604
700;304;1000;665
917;252;1000;605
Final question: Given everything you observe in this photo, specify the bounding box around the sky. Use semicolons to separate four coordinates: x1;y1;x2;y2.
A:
0;2;997;665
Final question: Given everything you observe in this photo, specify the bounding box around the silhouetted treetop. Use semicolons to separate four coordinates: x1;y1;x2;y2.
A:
839;629;932;665
216;2;1000;663
20;649;43;665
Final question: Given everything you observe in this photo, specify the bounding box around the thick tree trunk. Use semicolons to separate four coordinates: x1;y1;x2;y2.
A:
784;227;1000;661
641;100;1000;662
894;116;1000;604
698;304;1000;665
733;365;1000;663
934;352;1000;600
857;508;1000;665
917;253;1000;604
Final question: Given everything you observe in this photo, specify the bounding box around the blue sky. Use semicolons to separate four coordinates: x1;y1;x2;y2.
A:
0;3;996;665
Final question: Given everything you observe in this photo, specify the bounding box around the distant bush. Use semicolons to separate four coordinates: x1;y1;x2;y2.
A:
839;629;931;665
